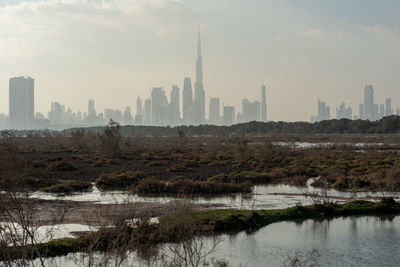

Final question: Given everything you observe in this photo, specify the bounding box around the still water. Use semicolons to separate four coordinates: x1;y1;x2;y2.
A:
38;215;400;267
28;178;400;210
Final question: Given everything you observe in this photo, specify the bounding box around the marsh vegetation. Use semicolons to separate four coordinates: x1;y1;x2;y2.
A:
2;123;400;266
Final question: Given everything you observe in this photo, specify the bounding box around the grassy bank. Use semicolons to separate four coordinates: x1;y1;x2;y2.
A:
186;198;400;231
1;198;400;262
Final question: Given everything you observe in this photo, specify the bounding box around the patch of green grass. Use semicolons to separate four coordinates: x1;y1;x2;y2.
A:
162;198;400;232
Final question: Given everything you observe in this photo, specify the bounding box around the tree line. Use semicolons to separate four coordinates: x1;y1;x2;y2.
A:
74;115;400;136
3;115;400;137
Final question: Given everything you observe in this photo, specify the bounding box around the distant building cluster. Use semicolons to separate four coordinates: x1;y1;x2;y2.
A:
310;100;331;122
0;32;268;130
311;85;399;122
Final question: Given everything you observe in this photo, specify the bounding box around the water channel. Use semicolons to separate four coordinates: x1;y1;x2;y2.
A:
34;215;400;267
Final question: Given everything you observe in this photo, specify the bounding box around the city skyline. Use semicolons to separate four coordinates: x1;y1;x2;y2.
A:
1;31;270;130
311;85;399;122
1;1;400;121
3;30;399;128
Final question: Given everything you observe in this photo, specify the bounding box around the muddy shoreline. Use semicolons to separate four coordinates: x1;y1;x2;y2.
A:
0;198;223;226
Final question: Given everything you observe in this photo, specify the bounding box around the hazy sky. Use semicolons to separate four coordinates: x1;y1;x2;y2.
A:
1;0;400;121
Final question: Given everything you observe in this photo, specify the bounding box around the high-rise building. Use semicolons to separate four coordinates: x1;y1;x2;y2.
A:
49;102;62;124
123;107;133;125
364;85;374;120
170;85;180;125
88;99;95;117
143;99;151;125
336;102;352;120
242;98;261;122
379;104;385;119
0;114;8;130
193;30;205;125
385;98;393;117
136;97;143;116
236;112;244;124
261;85;267;122
373;103;379;121
105;108;122;123
316;99;330;121
9;76;35;129
209;97;220;125
87;99;97;124
88;99;96;123
182;77;193;125
77;111;82;123
223;106;235;125
359;103;364;120
151;87;168;126
136;97;143;125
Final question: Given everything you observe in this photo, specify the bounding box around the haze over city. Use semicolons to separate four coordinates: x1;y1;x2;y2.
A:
4;2;400;266
2;0;400;123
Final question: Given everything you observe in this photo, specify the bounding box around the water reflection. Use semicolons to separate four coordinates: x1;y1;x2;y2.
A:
212;215;400;266
29;215;400;267
27;179;400;210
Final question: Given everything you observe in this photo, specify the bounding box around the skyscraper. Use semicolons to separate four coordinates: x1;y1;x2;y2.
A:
209;97;220;125
151;87;168;126
9;76;35;129
385;98;393;117
49;102;62;124
87;99;97;124
364;85;374;120
242;98;261;122
223;106;235;125
88;99;96;116
193;30;205;125
317;99;330;121
170;85;180;125
336;102;352;120
379;104;385;119
136;97;143;125
359;103;364;120
136;97;142;116
182;77;193;125
143;99;151;125
123;106;133;125
261;85;267;122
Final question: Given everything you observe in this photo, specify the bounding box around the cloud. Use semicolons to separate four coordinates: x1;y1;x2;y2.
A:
0;0;203;66
363;24;400;54
296;28;325;37
363;24;400;43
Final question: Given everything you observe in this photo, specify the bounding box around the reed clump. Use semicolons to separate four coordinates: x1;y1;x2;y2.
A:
134;177;252;195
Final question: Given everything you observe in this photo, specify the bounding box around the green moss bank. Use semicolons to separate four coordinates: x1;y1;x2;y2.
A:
185;198;400;232
2;198;400;261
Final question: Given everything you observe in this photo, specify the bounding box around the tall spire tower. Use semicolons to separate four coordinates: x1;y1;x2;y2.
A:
194;28;205;124
195;30;203;88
